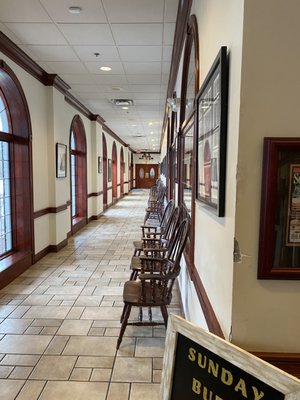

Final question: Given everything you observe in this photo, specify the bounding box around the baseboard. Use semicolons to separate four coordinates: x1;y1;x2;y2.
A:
34;238;68;263
88;212;104;222
0;252;32;290
252;352;300;378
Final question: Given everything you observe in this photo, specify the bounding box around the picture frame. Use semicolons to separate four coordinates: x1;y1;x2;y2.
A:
108;158;112;182
258;137;300;279
56;143;67;178
196;46;228;217
98;156;102;174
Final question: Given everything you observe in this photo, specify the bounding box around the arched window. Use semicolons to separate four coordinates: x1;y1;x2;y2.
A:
69;115;87;233
112;141;117;202
120;147;124;196
0;90;12;256
0;60;33;286
102;133;108;209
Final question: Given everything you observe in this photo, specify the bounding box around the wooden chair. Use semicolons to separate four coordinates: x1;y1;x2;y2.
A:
132;200;176;256
129;206;180;279
144;185;166;224
117;219;190;349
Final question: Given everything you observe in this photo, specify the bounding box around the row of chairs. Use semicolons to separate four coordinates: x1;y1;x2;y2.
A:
117;186;190;349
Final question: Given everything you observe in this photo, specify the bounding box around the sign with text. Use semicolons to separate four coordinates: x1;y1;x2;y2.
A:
160;315;300;400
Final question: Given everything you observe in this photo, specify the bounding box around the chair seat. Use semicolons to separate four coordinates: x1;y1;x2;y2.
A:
133;240;143;250
123;280;171;306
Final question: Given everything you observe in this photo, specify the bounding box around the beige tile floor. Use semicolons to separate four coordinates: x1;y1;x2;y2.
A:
0;190;182;400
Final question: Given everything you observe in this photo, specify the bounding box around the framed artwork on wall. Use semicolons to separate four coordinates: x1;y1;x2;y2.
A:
98;156;102;174
56;143;67;178
196;46;228;217
258;137;300;279
108;158;112;182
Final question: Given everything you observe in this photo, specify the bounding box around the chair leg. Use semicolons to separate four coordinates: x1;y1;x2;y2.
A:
130;269;138;280
138;307;143;321
160;305;168;327
117;304;132;350
120;304;128;323
148;307;152;321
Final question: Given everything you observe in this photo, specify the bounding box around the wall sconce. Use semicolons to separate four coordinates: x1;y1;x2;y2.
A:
167;97;181;113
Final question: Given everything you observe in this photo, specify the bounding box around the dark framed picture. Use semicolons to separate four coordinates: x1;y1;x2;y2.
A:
196;46;228;217
258;137;300;279
173;135;178;183
108;158;112;182
56;143;67;178
98;156;102;174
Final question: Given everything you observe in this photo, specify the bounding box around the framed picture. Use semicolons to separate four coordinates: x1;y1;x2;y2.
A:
196;46;228;217
108;158;112;182
258;137;300;279
56;143;67;178
98;156;102;174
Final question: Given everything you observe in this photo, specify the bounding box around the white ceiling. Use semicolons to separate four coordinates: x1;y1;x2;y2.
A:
0;0;179;151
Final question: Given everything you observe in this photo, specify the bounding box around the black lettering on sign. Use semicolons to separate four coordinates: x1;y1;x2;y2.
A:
170;334;284;400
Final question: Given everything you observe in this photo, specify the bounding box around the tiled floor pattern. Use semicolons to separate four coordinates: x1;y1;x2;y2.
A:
0;190;182;400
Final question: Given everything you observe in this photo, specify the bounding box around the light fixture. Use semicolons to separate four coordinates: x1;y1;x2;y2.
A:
148;122;153;126
100;66;111;71
68;6;82;14
122;106;129;110
111;99;134;106
139;152;154;161
167;97;181;112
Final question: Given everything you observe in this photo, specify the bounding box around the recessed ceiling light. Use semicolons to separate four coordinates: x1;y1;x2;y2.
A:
111;86;123;92
100;66;111;71
68;6;82;14
122;106;129;110
148;122;153;126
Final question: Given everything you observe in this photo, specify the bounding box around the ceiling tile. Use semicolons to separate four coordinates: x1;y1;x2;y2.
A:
0;0;51;22
163;23;176;45
70;84;102;93
165;0;179;23
163;45;173;61
124;62;162;75
60;74;95;84
26;45;79;62
42;61;87;74
4;23;68;45
129;84;161;93
90;74;128;85
118;46;162;62
102;0;163;23
127;75;161;85
132;92;161;100
84;61;125;74
111;24;163;45
40;0;107;23
73;46;120;62
58;23;114;45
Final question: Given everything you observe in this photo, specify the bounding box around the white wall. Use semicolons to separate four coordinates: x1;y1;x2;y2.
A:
232;0;300;352
188;0;244;338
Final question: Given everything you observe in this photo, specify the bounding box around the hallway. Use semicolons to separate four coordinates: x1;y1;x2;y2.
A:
0;190;181;400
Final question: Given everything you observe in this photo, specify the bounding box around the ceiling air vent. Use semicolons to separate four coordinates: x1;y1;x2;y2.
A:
111;99;134;106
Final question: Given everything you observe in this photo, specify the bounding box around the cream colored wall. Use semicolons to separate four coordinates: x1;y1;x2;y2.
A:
0;51;130;255
232;0;300;352
187;0;244;338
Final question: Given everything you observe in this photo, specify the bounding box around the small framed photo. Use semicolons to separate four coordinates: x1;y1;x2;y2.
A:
196;46;228;217
56;143;67;178
98;156;102;174
108;158;112;182
258;137;300;279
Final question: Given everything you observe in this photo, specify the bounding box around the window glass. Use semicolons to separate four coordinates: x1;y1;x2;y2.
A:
0;94;10;133
139;167;145;179
150;167;155;178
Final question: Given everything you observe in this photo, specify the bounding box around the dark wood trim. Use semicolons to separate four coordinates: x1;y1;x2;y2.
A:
87;212;104;223
107;186;112;190
45;74;70;94
0;32;47;84
184;252;224;339
71;217;87;234
34;239;68;263
88;191;103;198
33;202;70;219
0;252;32;290
124;181;129;184
252;352;300;379
117;183;121;187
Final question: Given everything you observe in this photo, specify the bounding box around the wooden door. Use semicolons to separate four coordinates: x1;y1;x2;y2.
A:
135;164;159;188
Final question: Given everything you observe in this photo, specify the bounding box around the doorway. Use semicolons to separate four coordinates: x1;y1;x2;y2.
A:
135;164;159;188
